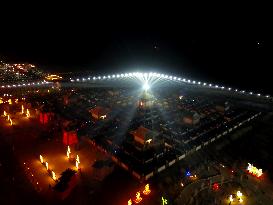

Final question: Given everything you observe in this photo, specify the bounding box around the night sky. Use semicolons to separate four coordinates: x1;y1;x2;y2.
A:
0;10;272;94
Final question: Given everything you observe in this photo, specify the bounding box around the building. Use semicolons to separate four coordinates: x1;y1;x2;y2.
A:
182;111;200;125
89;106;108;120
130;126;158;145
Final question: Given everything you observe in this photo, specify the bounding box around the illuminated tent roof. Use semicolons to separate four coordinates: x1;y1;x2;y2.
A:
130;126;158;143
89;106;108;119
63;130;78;145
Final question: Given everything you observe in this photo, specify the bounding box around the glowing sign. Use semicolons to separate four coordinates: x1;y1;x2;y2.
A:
162;197;168;205
143;184;151;195
134;192;142;203
247;163;263;178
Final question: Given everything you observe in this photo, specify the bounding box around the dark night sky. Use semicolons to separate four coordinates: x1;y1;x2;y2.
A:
0;8;272;94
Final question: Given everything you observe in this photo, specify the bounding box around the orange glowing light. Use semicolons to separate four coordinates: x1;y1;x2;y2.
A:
134;192;142;203
4;111;7;116
40;155;43;163
247;163;263;178
10;119;13;125
76;155;80;163
128;199;132;205
45;162;49;170
143;184;151;195
21;105;24;114
76;161;79;169
67;151;70;159
67;146;71;154
52;171;56;181
26;109;30;118
7;115;10;121
229;195;233;202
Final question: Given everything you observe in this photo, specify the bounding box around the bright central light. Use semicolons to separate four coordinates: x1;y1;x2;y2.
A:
143;82;150;91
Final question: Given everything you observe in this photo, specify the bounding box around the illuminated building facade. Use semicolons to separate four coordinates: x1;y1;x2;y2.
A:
130;126;158;145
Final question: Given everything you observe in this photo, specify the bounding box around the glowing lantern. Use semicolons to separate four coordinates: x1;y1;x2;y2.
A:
134;192;142;203
143;184;151;195
45;162;49;170
237;191;242;198
52;171;56;181
162;197;168;205
4;111;6;116
247;163;263;178
21;105;24;114
128;199;132;205
229;195;233;202
40;155;43;163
